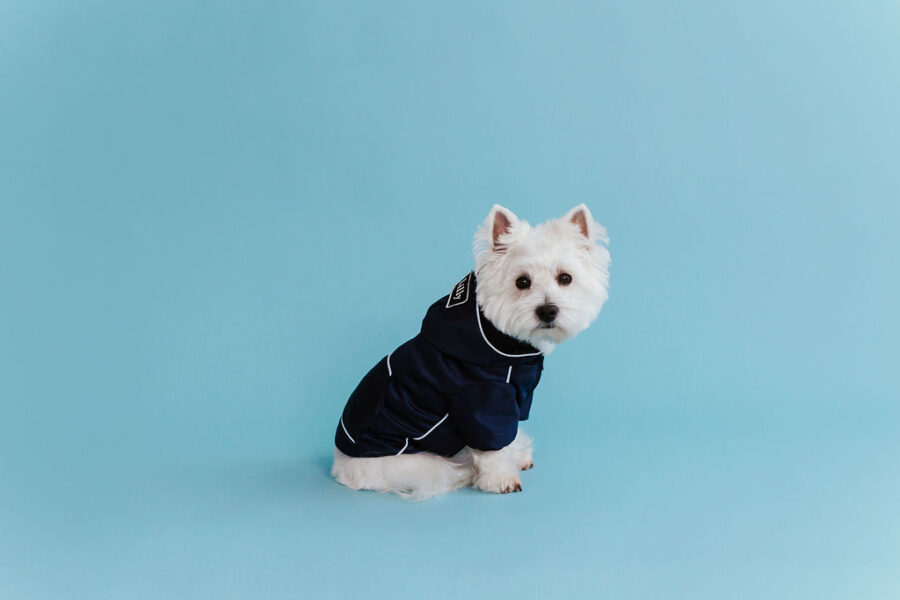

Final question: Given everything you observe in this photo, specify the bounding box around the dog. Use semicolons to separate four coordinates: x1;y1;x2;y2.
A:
331;204;610;499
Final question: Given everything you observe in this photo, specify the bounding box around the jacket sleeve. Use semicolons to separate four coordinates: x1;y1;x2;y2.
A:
451;382;519;451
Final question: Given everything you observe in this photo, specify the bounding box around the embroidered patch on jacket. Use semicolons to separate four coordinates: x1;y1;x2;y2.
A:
446;273;471;308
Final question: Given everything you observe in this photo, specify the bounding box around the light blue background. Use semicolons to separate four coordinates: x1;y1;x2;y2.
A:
2;2;899;598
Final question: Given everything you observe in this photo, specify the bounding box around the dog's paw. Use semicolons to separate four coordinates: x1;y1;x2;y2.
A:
474;471;523;494
509;432;534;472
503;480;523;493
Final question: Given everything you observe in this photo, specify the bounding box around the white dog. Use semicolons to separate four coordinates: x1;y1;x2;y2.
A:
332;204;610;499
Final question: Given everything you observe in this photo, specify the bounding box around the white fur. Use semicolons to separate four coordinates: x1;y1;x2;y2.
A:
331;446;474;501
474;203;610;354
332;205;609;499
332;430;535;500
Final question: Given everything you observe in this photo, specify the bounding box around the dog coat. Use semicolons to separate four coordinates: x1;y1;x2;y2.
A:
335;272;544;458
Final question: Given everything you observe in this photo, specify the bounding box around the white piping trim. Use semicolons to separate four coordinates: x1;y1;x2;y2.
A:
386;352;393;377
413;413;449;441
396;437;409;455
506;365;512;383
340;417;356;444
474;302;543;358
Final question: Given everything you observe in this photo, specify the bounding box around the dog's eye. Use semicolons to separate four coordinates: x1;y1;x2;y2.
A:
557;273;572;286
515;276;531;290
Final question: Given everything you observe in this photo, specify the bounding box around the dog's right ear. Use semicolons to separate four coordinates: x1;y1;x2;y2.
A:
485;204;519;252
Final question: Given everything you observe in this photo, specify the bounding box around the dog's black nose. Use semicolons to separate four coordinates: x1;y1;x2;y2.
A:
535;304;559;323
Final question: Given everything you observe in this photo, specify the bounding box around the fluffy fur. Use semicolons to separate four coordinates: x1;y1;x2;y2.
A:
332;430;535;501
331;205;610;499
474;204;610;354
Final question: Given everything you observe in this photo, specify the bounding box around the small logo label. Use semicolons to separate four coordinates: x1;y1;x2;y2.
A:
446;273;471;308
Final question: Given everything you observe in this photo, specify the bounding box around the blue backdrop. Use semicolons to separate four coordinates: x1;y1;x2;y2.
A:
2;2;898;598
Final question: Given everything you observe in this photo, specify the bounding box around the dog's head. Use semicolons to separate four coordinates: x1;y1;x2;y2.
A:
474;204;610;353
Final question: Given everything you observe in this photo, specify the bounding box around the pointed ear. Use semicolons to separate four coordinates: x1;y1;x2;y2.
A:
563;203;595;240
485;204;519;251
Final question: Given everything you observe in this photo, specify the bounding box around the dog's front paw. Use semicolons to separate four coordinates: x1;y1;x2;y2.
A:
474;471;522;494
509;431;534;471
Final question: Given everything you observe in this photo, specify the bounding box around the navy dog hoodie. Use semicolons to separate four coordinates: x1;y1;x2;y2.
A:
335;272;544;458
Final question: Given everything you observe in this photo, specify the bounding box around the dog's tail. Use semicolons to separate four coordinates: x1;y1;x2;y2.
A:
331;447;473;500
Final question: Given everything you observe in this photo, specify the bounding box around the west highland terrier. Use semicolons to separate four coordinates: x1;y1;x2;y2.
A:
332;204;610;499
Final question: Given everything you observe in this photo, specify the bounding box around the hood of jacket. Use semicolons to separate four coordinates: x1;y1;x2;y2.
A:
419;272;544;368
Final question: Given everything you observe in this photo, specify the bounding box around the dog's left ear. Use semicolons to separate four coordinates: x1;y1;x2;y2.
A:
563;204;596;241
